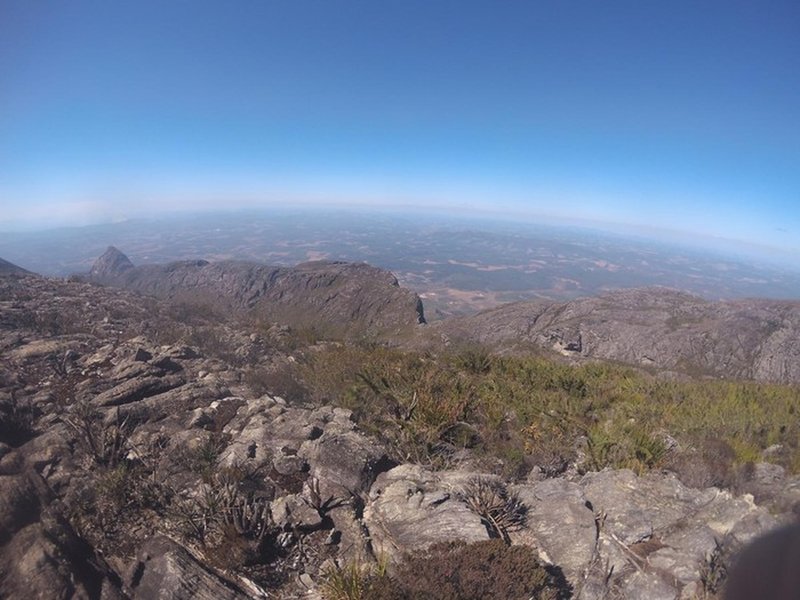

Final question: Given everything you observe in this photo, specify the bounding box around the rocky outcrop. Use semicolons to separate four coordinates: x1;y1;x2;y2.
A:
576;469;775;599
364;466;492;556
364;465;783;599
509;478;597;584
437;287;800;384
88;247;425;337
0;471;125;599
128;536;251;600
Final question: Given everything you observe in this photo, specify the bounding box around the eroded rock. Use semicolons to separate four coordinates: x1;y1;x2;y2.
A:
364;465;490;560
128;536;250;600
510;478;597;583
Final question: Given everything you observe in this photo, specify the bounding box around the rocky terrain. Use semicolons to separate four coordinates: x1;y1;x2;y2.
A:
435;287;800;385
1;255;800;599
88;246;425;339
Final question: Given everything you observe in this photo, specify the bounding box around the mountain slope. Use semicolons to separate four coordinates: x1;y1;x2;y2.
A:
0;257;32;276
437;287;800;384
88;246;425;337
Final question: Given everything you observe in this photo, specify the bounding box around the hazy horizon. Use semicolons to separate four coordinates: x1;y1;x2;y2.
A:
2;1;798;256
1;204;797;269
4;208;800;312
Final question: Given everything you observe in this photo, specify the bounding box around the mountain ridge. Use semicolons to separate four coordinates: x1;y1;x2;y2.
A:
0;257;32;276
86;247;800;384
88;246;425;338
435;286;800;384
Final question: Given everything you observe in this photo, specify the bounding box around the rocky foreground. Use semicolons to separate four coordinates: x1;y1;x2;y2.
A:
1;260;799;599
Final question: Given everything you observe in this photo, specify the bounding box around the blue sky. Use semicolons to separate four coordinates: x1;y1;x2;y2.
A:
1;1;798;254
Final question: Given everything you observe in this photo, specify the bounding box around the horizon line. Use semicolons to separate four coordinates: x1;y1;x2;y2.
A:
0;199;797;265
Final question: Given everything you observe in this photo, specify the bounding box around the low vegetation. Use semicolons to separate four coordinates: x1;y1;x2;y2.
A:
294;342;800;481
458;477;527;542
321;540;570;600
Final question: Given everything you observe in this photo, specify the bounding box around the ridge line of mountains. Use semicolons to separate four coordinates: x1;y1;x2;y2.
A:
3;247;800;384
87;246;426;338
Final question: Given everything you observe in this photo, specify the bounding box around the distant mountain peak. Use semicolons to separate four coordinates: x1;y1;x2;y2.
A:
90;246;134;279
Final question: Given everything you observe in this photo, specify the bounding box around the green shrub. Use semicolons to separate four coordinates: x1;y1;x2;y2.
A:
663;439;737;489
171;472;275;563
295;342;800;479
458;477;527;541
245;364;308;402
321;541;569;600
321;560;376;600
586;422;668;474
697;539;731;599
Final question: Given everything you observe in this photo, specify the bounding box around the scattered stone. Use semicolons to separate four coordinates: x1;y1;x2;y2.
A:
273;453;307;476
272;494;323;531
737;461;787;504
324;530;340;545
301;430;391;499
152;355;183;373
187;407;213;429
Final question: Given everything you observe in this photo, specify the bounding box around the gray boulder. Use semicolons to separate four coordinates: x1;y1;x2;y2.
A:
128;536;250;600
574;469;778;598
510;478;597;584
364;465;490;561
300;429;390;500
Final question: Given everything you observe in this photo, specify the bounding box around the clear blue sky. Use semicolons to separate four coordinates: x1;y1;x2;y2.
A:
1;1;798;254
